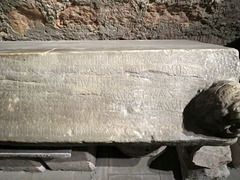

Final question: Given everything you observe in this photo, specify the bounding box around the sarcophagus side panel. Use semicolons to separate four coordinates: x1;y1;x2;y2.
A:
0;40;239;145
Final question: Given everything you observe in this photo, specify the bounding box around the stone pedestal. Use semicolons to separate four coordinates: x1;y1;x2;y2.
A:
45;147;96;171
231;138;240;168
177;146;232;180
0;158;45;172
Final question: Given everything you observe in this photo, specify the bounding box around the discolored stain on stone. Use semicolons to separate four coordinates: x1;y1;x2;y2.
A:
8;6;46;35
143;3;208;26
103;4;137;27
56;5;99;30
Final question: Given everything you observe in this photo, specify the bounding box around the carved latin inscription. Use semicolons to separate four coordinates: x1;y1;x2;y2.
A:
0;44;239;144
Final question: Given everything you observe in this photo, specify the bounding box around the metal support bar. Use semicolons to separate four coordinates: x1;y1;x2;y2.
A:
0;149;71;158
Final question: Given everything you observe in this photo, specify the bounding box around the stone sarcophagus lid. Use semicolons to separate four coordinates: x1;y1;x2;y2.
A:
0;40;239;146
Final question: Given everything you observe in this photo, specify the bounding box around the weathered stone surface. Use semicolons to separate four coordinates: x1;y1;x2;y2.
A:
0;40;239;145
230;138;240;168
0;0;239;46
184;81;240;138
177;146;231;180
45;147;96;171
192;146;232;169
185;165;230;180
0;158;45;172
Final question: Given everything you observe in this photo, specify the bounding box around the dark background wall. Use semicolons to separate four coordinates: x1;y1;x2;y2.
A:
0;0;239;47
